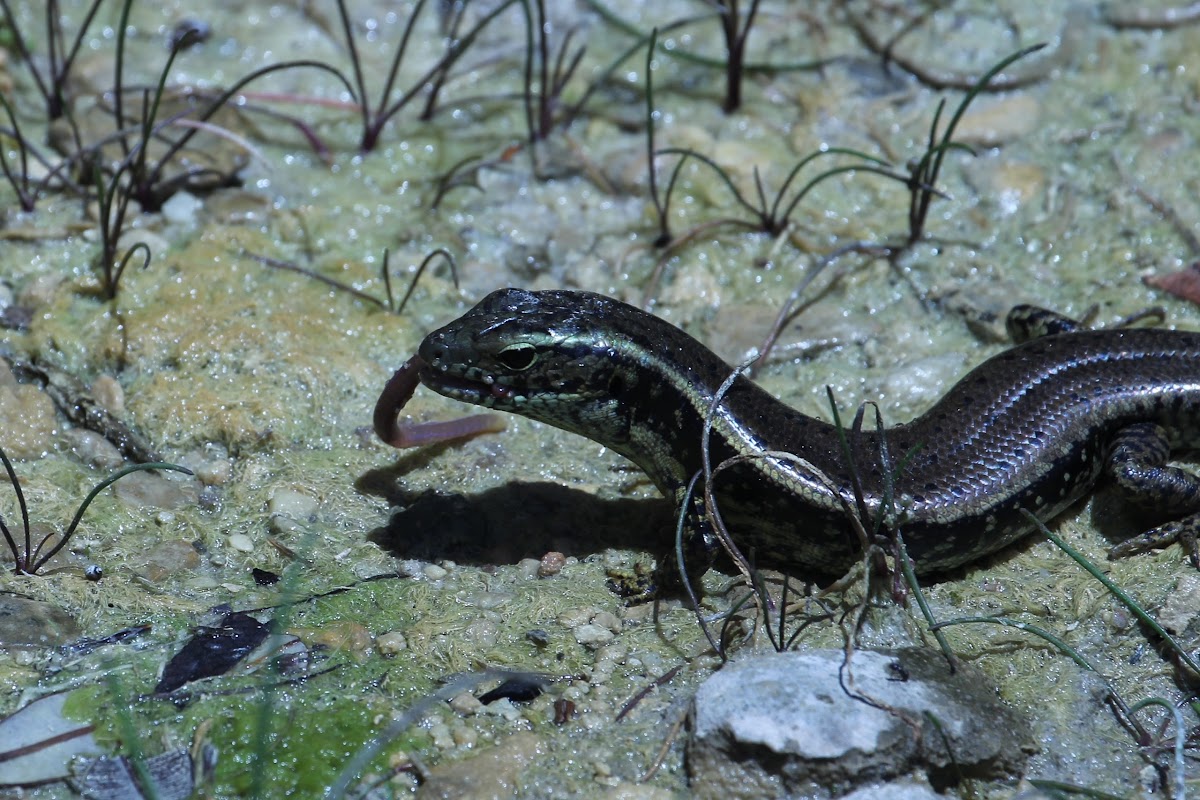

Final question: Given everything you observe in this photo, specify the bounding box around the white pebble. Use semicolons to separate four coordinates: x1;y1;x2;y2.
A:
228;533;255;552
268;487;319;519
161;191;203;225
376;631;408;655
574;624;615;648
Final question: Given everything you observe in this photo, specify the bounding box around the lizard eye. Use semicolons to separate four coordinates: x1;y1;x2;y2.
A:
496;343;538;371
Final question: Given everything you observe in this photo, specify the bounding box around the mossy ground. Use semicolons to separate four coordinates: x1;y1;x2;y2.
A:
1;1;1199;797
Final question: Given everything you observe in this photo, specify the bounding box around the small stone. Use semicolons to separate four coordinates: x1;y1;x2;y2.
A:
449;692;483;716
161;191;202;225
89;375;125;414
0;383;56;459
376;631;408;655
418;732;546;797
198;486;222;511
423;564;449;580
573;624;614;649
480;698;522;721
594;642;628;665
267;487;318;520
591;611;622;635
687;649;1032;799
557;607;595;629
228;533;255;553
62;429;124;470
517;558;541;579
951;93;1040;148
18;272;64;309
525;629;550;647
113;471;198;511
294;621;373;658
268;515;302;535
141;539;201;582
429;722;454;749
983;161;1045;217
194;458;233;486
0;596;80;648
463;620;499;649
1157;573;1200;635
538;551;567;577
461;591;513;610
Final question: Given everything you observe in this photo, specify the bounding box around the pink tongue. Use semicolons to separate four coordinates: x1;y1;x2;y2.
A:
373;355;426;445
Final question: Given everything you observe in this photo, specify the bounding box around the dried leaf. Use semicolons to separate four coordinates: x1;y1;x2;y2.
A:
0;692;101;786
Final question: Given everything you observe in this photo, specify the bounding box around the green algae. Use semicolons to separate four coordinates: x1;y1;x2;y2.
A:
1;0;1200;796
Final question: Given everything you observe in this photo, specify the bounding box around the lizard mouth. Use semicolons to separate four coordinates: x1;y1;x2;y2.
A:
418;364;523;407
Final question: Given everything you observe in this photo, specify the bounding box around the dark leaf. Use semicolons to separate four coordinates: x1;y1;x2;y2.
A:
478;675;546;704
155;612;268;693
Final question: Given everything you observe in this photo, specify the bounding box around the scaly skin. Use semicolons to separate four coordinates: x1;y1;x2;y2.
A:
406;288;1200;576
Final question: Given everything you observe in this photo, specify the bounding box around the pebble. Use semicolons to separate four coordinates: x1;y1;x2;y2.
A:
537;551;567;577
423;564;449;580
416;732;545;798
0;595;80;647
463;619;499;649
140;539;201;582
194;457;233;486
429;722;455;750
449;692;483;716
688;649;1032;798
460;591;513;610
228;533;255;553
197;486;222;511
62;429;124;470
376;631;408;655
983;160;1045;217
89;375;125;414
591;611;622;635
1156;573;1200;635
268;515;303;536
267;487;318;520
113;470;198;511
556;607;595;629
161;191;203;225
0;382;57;459
452;726;478;748
480;698;522;722
296;621;374;658
573;624;615;649
517;558;541;579
18;272;65;309
951;93;1041;148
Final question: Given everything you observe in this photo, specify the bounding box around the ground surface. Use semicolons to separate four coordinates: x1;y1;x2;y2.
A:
1;1;1200;797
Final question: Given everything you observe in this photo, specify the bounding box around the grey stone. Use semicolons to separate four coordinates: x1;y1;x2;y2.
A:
687;648;1032;799
0;595;80;648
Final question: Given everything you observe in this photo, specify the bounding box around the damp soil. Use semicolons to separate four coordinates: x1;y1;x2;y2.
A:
1;1;1200;797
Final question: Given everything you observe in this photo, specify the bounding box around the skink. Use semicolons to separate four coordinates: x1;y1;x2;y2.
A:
381;288;1200;576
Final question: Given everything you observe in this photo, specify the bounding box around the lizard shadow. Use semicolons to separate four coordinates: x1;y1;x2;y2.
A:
358;461;673;567
1089;485;1181;556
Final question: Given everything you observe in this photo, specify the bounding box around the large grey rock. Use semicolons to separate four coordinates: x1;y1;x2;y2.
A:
0;595;80;648
687;648;1032;799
